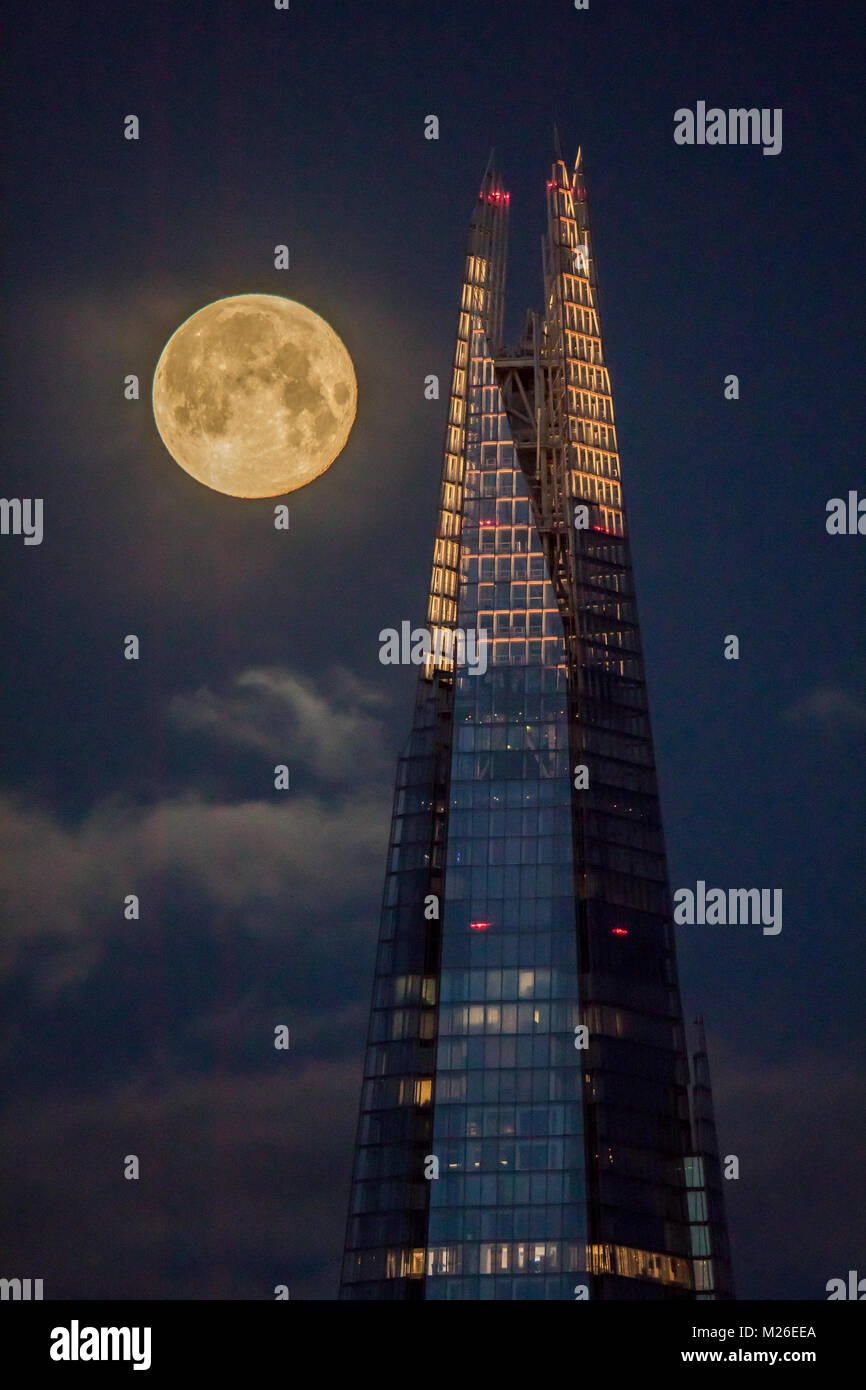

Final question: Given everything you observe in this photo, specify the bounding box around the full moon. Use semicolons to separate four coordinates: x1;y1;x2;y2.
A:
152;293;357;497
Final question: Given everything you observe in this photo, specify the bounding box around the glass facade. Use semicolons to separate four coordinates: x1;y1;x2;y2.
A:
341;150;733;1301
425;332;587;1299
540;156;698;1297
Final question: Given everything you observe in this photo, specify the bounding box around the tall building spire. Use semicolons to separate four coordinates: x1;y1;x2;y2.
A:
340;146;734;1301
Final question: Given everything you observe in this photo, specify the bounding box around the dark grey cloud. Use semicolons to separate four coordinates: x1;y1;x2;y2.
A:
0;666;393;998
784;687;866;732
168;664;394;783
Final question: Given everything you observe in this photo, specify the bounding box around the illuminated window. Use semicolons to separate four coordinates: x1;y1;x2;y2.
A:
693;1259;713;1291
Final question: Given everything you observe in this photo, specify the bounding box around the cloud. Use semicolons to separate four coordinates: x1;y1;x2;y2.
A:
169;665;393;782
783;687;866;731
0;787;389;998
0;665;395;997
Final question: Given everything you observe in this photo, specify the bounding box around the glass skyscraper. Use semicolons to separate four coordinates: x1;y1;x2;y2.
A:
340;147;734;1301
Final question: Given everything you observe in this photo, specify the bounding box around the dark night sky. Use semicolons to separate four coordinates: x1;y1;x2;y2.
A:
1;0;864;1300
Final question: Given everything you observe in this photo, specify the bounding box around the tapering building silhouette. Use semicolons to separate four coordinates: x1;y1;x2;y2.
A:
341;146;734;1300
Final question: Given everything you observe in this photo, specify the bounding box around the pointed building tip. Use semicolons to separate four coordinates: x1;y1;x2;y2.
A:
574;144;583;172
553;122;564;161
473;149;510;220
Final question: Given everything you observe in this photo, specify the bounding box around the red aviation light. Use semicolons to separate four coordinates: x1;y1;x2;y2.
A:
611;927;629;936
470;921;491;931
